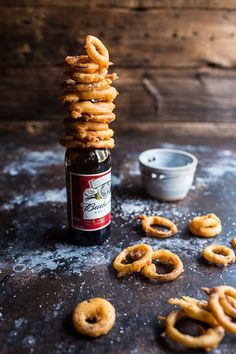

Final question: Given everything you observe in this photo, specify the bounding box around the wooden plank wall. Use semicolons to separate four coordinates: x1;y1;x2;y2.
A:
1;0;236;123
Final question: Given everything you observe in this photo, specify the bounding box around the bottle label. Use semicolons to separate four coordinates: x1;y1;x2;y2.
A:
70;168;111;231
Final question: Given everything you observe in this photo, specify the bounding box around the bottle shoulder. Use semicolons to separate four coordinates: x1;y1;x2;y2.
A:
65;148;111;174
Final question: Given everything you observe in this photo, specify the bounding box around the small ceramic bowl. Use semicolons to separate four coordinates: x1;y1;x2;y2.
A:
139;148;198;201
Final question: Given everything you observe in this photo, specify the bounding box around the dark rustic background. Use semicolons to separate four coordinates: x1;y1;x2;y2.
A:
1;0;236;125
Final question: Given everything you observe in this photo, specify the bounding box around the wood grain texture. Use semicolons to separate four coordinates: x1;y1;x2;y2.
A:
1;7;236;68
2;66;236;122
1;0;236;9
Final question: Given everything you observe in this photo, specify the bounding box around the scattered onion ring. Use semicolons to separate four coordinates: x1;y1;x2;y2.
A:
72;298;115;337
139;215;177;238
168;296;218;327
207;286;236;333
189;214;222;238
202;245;235;266
113;244;152;278
85;35;109;66
161;309;225;351
141;249;184;282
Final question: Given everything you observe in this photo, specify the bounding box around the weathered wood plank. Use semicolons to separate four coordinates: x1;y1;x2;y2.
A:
2;66;236;122
1;7;236;68
1;120;236;138
1;0;236;9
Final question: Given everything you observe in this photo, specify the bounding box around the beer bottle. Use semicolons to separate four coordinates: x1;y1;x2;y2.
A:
65;148;111;246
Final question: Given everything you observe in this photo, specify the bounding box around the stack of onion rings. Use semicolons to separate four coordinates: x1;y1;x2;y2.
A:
189;213;222;237
60;35;118;149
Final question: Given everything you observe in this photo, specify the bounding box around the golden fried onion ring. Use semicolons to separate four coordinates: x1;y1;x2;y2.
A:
60;137;115;149
68;101;115;118
67;67;108;83
206;286;236;333
64;113;115;124
65;55;100;73
189;213;222;238
113;243;152;278
64;121;109;131
85;35;109;66
141;249;183;282
202;245;235;266
61;86;118;104
161;309;224;351
139;215;177;238
65;128;114;142
72;298;115;337
168;296;218;327
62;78;113;92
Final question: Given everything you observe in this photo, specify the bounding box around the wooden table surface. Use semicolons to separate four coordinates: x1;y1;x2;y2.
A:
0;122;236;354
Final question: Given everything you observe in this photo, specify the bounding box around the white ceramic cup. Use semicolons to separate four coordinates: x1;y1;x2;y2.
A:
139;148;198;201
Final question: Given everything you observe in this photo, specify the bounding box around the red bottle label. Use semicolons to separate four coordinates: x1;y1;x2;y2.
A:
70;168;111;231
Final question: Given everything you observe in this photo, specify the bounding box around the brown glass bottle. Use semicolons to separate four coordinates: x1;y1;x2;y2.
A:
65;148;111;246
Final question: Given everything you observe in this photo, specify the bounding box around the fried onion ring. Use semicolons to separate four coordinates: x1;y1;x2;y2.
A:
189;213;222;237
78;86;118;102
85;35;109;66
168;296;218;327
139;215;177;238
62;78;113;92
161;309;224;351
60;137;115;149
65;55;100;73
64;113;115;124
67;67;108;83
65;128;114;142
230;237;236;249
68;101;115;118
141;249;183;282
72;298;115;337
64;121;109;131
113;244;152;278
61;87;118;104
206;286;236;333
202;245;235;266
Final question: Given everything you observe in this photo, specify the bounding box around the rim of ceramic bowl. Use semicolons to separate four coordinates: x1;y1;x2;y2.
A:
138;148;198;172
